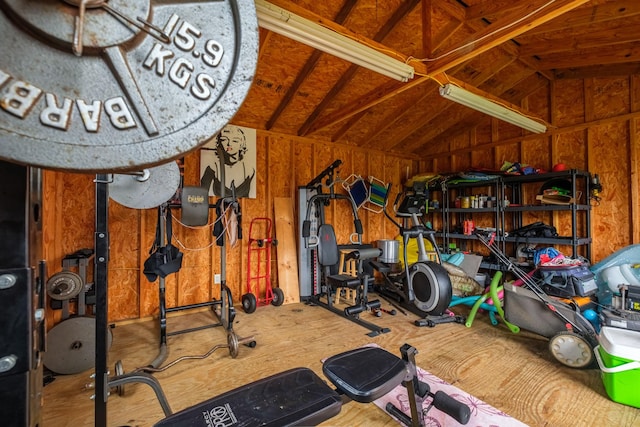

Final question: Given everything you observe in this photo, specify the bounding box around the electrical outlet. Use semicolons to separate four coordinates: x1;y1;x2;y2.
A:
214;274;221;284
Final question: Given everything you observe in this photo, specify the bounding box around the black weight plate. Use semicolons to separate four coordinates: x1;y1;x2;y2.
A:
46;270;84;301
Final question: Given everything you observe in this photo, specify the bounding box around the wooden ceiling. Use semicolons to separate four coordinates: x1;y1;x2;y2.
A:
233;0;640;158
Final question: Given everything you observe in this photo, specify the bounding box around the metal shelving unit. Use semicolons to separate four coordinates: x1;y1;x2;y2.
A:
428;169;593;267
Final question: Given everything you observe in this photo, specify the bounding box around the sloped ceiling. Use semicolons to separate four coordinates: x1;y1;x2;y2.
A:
233;0;640;158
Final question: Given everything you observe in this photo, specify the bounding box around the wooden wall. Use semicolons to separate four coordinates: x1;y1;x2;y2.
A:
420;75;640;264
41;74;640;325
42;133;417;324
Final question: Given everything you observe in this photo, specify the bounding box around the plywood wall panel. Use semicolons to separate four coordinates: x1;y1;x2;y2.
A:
589;123;631;260
267;135;293;201
493;142;520;171
554;131;587;169
554;79;586;126
42;67;640;324
293;139;315;188
591;78;629;120
521;138;551;172
108;269;139;321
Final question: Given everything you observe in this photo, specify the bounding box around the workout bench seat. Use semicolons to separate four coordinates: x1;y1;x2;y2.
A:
154;346;407;426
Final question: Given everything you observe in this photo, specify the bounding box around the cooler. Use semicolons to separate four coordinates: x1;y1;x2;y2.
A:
594;326;640;408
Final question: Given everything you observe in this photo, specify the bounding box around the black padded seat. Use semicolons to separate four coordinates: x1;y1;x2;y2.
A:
154;368;341;427
326;273;362;289
322;346;407;403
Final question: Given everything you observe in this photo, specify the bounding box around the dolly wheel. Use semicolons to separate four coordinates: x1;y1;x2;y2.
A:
271;288;285;307
548;331;595;369
242;293;257;314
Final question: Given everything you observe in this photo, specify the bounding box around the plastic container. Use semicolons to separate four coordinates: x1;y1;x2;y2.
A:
594;326;640;408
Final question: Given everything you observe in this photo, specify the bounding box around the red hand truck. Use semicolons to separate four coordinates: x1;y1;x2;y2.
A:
242;217;285;313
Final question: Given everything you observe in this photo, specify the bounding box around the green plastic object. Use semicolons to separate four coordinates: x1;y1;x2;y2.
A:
465;271;520;333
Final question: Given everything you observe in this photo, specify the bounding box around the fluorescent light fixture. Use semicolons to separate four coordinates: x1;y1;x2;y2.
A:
255;0;414;82
439;84;547;134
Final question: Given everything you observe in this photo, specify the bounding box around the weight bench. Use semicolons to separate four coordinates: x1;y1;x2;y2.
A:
153;344;470;426
312;224;390;337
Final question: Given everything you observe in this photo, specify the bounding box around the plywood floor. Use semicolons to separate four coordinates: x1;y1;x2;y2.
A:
42;299;639;427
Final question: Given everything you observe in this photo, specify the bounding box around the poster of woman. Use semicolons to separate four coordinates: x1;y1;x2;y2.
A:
200;125;257;198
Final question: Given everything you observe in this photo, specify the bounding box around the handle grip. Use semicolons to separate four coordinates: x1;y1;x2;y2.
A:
385;403;412;426
344;305;365;316
432;390;471;425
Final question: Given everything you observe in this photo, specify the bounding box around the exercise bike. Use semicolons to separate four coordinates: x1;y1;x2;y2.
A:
372;182;464;327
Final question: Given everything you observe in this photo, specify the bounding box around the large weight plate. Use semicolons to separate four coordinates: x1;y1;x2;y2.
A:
109;160;180;209
43;316;113;375
0;0;258;172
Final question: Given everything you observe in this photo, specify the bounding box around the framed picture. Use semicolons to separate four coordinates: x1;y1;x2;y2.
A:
199;125;257;199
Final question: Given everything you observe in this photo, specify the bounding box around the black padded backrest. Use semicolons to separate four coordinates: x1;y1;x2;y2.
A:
317;224;339;267
323;346;407;403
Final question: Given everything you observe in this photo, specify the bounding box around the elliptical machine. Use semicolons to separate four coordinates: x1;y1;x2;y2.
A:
372;181;464;327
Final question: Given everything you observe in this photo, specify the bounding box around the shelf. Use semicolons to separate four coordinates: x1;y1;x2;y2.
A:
447;208;498;214
503;236;592;245
430;168;593;263
504;204;591;212
502;169;590;184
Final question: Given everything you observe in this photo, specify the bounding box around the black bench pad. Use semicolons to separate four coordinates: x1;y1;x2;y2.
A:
322;346;406;403
326;273;362;289
154;368;341;427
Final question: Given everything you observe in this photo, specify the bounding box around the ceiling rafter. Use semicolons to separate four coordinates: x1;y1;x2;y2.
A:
535;41;640;69
305;0;577;143
401;73;549;154
513;0;640;38
464;0;525;21
554;62;640;79
424;0;590;75
234;1;640;159
264;0;358;131
385;61;525;153
297;0;421;137
518;18;640;57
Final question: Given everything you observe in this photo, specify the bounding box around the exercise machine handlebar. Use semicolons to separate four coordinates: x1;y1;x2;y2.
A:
385;386;471;426
306;159;343;188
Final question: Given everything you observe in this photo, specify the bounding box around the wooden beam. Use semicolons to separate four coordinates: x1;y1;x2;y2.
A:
423;0;590;76
534;41;640;70
421;109;640;160
555;62;640;79
263;0;424;73
516;0;640;37
304;77;428;136
400;73;548;155
386;57;529;152
518;19;640;57
297;0;421;136
465;0;524;21
264;0;358;130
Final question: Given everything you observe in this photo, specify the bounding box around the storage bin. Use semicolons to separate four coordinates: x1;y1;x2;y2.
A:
594;326;640;408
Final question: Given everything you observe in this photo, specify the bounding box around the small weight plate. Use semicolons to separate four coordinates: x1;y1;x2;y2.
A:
114;360;126;396
0;1;258;172
46;270;84;301
227;331;239;359
44;317;113;375
109;160;180;209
